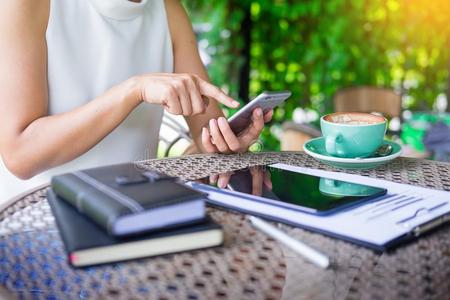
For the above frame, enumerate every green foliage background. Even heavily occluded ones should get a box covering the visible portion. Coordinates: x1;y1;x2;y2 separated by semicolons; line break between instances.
183;0;450;150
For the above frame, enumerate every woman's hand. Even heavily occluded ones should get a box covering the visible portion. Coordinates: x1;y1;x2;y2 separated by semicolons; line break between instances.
201;107;273;154
210;166;273;194
133;73;240;115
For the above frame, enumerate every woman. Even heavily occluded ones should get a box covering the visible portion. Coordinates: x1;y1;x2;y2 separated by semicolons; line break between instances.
0;0;272;201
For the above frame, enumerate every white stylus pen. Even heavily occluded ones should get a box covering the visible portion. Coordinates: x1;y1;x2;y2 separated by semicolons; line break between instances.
249;216;330;269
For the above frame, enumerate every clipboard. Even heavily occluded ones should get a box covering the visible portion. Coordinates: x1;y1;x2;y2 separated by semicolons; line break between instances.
188;163;450;250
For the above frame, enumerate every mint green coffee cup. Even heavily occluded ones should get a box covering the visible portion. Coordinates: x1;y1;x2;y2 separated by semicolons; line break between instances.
320;112;387;158
319;178;383;197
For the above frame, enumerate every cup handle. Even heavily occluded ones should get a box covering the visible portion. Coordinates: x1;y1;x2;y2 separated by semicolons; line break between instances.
325;133;343;156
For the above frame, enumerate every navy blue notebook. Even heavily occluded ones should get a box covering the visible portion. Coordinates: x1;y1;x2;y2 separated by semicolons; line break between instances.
47;190;223;267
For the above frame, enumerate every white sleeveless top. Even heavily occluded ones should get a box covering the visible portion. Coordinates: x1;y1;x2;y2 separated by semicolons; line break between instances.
0;0;173;202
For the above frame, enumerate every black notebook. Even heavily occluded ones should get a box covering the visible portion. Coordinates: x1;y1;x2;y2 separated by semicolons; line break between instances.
47;190;223;267
51;163;206;236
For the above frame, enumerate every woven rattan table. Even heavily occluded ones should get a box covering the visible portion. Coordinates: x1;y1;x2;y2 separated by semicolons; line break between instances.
1;152;450;300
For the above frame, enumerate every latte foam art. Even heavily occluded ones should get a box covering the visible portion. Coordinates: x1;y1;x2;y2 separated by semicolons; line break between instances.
329;114;380;125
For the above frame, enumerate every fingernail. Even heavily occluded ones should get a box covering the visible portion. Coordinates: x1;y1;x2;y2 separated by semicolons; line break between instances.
218;178;226;188
202;127;207;135
232;100;240;107
218;117;226;125
256;108;262;117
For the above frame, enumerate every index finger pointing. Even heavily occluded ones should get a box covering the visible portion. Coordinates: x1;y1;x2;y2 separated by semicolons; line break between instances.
196;78;240;108
250;168;263;196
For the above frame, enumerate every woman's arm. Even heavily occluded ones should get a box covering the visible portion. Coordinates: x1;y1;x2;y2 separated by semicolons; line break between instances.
0;1;140;179
0;1;236;179
165;0;273;154
164;0;221;153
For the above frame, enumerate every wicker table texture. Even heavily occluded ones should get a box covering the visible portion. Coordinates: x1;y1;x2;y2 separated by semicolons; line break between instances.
0;152;450;300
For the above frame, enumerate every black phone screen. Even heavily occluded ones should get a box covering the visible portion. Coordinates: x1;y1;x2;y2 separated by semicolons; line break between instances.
199;165;387;214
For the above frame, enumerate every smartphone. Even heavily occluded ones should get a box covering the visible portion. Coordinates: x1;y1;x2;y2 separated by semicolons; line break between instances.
228;91;291;134
194;165;387;215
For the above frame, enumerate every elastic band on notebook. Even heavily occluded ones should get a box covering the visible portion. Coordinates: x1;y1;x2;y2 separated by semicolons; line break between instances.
74;171;143;213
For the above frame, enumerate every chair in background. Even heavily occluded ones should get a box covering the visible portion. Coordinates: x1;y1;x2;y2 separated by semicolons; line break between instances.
159;114;194;157
280;86;402;151
333;86;401;119
280;122;321;151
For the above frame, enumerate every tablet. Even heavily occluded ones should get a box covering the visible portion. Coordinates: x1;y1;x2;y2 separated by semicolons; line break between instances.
197;165;387;215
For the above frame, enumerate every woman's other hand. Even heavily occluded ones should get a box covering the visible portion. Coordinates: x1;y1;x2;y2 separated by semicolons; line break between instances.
209;166;272;195
132;73;240;116
201;107;273;154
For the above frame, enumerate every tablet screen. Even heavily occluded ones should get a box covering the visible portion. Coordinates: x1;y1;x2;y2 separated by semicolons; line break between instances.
199;165;386;213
